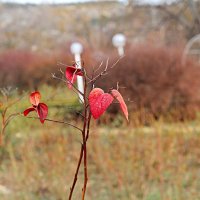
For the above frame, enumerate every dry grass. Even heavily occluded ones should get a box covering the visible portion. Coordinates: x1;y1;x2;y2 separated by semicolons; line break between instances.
0;85;200;200
0;118;200;200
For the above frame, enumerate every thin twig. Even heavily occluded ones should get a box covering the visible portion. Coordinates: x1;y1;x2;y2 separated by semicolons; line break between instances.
4;112;21;128
52;73;66;83
57;62;67;67
88;56;124;84
94;61;104;74
88;58;109;84
59;68;65;75
86;112;91;141
52;73;84;96
24;116;82;132
84;61;104;82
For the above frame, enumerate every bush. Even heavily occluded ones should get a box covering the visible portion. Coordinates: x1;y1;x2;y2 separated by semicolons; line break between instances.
96;43;200;121
0;48;95;89
2;44;200;121
0;50;57;88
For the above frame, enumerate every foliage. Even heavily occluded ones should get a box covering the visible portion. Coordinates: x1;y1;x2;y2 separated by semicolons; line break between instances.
96;43;200;121
0;49;95;89
23;91;48;124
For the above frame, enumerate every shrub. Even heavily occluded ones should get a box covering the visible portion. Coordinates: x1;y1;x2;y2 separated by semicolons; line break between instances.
96;43;200;121
0;50;56;88
0;48;95;89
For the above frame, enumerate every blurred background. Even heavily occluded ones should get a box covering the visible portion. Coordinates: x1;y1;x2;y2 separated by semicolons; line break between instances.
0;0;200;199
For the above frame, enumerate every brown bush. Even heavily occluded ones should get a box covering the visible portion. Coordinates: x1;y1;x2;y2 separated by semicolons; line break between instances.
0;50;57;88
95;43;200;120
0;48;95;89
1;44;200;121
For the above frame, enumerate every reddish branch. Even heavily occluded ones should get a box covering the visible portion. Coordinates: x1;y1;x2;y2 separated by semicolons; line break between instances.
24;116;82;132
68;113;91;200
68;68;94;200
81;74;88;200
88;56;123;84
1;110;21;145
68;111;91;200
68;144;84;200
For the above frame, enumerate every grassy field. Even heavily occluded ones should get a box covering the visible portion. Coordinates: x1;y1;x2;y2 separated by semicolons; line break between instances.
0;85;200;200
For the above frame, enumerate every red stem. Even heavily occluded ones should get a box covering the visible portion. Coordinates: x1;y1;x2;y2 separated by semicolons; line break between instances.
68;111;91;200
24;116;82;132
68;70;90;200
82;139;87;200
86;112;91;141
81;72;89;200
68;144;84;200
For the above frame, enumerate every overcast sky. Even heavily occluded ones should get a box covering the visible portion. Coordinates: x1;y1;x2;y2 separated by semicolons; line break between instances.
0;0;175;5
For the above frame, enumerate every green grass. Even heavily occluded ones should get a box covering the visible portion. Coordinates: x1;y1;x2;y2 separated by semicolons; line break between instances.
0;85;200;200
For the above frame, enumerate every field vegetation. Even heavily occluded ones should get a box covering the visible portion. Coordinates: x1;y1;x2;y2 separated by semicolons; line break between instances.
0;82;200;200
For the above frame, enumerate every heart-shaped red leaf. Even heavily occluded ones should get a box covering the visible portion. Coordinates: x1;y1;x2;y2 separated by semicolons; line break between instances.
37;103;48;124
30;91;41;106
66;66;83;89
89;88;114;119
111;89;128;121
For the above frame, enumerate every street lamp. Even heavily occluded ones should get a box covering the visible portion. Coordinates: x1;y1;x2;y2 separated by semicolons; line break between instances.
112;33;126;56
70;42;84;103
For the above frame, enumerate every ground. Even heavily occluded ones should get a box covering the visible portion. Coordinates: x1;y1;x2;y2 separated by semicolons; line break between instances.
0;85;200;200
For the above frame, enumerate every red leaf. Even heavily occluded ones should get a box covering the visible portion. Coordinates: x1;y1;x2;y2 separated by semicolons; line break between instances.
23;107;35;116
111;89;129;121
30;91;41;106
37;103;48;124
89;88;114;119
66;66;83;89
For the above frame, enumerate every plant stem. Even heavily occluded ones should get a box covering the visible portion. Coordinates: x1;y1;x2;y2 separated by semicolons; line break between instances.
86;112;91;141
68;72;90;200
68;111;91;200
24;116;82;132
81;73;89;200
68;114;91;200
0;109;7;146
68;144;84;200
82;137;87;200
81;115;87;200
82;112;92;199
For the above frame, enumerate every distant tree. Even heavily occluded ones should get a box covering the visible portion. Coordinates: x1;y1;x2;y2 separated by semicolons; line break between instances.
157;0;200;39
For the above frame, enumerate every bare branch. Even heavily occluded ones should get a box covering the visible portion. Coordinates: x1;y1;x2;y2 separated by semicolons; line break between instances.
52;73;84;97
94;60;104;74
89;56;124;84
24;116;82;132
68;144;84;200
